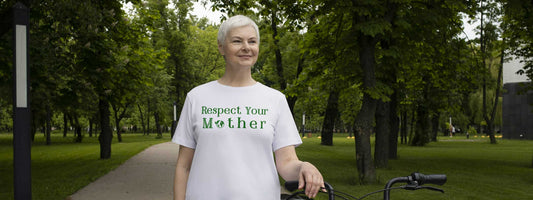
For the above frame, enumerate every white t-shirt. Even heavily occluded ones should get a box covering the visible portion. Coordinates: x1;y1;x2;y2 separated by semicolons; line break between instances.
172;81;302;200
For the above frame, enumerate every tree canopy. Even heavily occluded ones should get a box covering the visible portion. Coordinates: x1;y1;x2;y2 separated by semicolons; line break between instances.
0;0;529;182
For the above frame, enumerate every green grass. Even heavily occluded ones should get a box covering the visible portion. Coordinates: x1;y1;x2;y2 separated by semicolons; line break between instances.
2;132;532;200
296;134;533;200
0;132;169;200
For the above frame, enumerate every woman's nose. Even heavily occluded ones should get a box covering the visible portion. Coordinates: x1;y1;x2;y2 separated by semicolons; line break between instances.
242;42;250;51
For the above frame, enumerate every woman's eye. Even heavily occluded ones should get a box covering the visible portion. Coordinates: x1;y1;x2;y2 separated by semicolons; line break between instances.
232;40;241;43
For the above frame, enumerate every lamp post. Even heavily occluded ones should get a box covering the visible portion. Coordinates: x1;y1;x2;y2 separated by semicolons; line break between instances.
12;2;31;200
301;112;305;138
171;101;177;138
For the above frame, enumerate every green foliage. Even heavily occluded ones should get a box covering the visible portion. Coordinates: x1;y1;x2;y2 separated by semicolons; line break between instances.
187;23;225;83
339;84;363;127
467;126;478;135
0;133;168;200
296;135;533;200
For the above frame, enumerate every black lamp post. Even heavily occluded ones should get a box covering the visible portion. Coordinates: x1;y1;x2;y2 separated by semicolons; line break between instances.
12;2;31;200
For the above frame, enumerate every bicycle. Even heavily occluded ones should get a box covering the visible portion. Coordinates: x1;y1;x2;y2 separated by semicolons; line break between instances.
281;172;447;200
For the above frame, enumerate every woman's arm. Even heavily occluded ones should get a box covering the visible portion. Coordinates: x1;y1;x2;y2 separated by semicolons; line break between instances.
174;145;195;200
275;145;324;198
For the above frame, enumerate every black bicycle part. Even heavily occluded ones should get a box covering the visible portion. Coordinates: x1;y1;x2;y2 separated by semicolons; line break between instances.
284;172;446;200
383;172;447;200
284;181;336;200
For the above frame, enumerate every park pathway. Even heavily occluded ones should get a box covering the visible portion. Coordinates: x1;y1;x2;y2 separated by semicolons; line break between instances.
68;142;179;200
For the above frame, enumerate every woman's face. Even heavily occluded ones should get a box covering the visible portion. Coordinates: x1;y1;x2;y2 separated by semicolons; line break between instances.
218;25;259;69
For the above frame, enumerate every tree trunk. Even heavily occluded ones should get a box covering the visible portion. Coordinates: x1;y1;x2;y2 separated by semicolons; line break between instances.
63;112;68;137
412;104;430;146
271;9;286;92
411;76;431;146
138;104;147;135
375;100;390;168
112;104;123;143
487;46;505;144
88;118;93;137
389;91;399;159
68;114;74;137
431;113;440;142
354;95;377;183
69;114;82;143
147;100;151;135
321;90;339;146
93;117;99;138
287;52;306;113
409;108;416;144
45;104;52;145
155;111;162;138
479;3;497;144
99;98;113;159
74;114;82;143
400;110;408;144
354;31;378;183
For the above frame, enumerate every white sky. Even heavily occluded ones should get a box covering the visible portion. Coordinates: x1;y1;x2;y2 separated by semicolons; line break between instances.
461;16;479;40
191;1;225;24
504;58;531;84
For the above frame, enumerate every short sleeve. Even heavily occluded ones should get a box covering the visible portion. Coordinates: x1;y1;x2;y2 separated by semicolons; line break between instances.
172;94;197;149
272;95;302;151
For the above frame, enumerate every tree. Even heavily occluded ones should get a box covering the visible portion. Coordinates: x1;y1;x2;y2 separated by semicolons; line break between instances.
391;0;475;147
501;0;533;86
66;0;156;158
348;0;399;183
471;0;503;144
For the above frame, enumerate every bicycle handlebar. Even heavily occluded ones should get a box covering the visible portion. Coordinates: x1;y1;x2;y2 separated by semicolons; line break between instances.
284;181;300;192
284;172;446;200
383;172;447;200
284;181;335;200
411;173;447;186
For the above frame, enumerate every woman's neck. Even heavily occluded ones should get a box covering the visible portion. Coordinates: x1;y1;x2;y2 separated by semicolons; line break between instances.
218;68;256;87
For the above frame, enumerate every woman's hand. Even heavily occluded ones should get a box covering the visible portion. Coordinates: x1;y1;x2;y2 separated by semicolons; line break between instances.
297;161;325;198
275;146;325;198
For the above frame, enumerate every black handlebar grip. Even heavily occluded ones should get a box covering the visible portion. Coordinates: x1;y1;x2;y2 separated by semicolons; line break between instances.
412;173;447;185
284;181;300;192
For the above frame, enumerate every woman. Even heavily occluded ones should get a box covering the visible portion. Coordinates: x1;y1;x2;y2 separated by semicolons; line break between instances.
173;15;324;200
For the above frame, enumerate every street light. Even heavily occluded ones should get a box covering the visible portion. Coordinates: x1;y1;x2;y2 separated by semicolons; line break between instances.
301;112;305;138
171;101;177;138
12;2;31;200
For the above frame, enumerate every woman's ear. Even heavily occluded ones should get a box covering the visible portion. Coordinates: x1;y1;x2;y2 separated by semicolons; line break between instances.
218;43;225;56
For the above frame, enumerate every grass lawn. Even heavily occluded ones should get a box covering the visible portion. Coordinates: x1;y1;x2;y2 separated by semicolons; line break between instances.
296;134;533;200
0;132;169;200
1;132;532;200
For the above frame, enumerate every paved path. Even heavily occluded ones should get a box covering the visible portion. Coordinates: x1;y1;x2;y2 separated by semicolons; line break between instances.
68;142;180;200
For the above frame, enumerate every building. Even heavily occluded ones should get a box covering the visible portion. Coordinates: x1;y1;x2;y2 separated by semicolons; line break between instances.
502;82;532;139
502;56;532;139
501;56;532;139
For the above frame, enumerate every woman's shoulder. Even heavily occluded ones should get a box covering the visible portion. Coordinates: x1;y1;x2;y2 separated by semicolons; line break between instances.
255;82;286;99
186;81;218;96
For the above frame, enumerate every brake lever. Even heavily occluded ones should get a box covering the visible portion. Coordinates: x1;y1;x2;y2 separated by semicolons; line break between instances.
401;184;444;193
420;186;445;193
402;183;419;190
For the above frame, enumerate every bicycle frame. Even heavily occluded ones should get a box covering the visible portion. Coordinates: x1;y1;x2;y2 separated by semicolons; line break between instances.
284;172;446;200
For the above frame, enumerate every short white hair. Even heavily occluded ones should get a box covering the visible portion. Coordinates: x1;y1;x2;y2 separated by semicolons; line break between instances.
217;15;260;44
